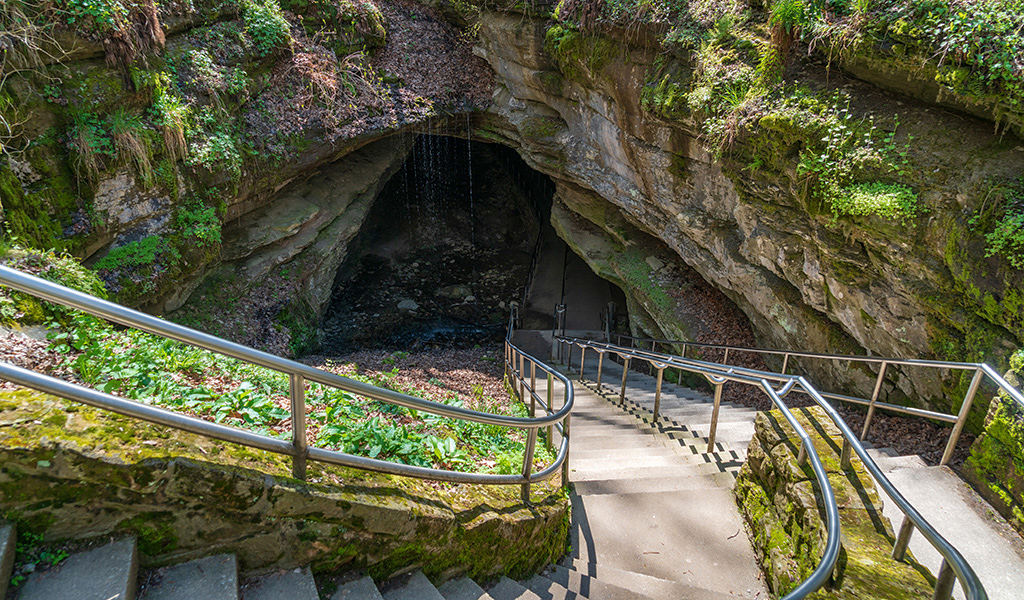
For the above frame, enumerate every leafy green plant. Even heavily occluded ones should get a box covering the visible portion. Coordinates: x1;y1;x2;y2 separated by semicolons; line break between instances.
176;204;221;247
982;180;1024;268
93;236;177;272
242;0;292;57
831;182;921;224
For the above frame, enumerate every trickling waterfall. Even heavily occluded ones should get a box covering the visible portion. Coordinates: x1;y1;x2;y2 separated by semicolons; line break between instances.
319;129;555;352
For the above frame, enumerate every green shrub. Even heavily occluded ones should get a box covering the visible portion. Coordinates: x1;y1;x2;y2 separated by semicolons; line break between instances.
94;236;178;271
832;182;921;224
242;0;292;57
176;204;221;247
986;210;1024;269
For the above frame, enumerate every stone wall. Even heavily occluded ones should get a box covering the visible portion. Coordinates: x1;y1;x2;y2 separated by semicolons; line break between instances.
963;368;1024;536
0;390;569;579
735;407;934;599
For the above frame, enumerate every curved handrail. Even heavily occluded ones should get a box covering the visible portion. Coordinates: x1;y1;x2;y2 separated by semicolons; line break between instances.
556;335;987;600
611;331;1023;466
0;265;573;499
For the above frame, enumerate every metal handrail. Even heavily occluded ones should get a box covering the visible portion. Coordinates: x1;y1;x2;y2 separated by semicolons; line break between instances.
0;265;573;502
556;335;987;600
611;332;1024;466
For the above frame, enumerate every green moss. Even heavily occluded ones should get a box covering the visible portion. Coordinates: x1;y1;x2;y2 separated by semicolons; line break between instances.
543;25;619;81
737;408;933;598
1;389;569;576
120;512;179;555
519;116;566;140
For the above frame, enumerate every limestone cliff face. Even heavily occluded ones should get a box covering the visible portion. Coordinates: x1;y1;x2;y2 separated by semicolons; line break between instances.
473;10;1023;420
3;1;1022;420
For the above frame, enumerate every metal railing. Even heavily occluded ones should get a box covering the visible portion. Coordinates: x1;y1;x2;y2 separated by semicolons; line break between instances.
0;265;573;503
557;335;988;600
610;332;1024;466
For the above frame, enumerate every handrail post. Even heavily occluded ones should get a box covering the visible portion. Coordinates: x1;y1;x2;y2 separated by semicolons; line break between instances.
561;413;571;488
941;368;984;466
861;361;889;440
519;353;526;401
932;560;955;600
892;515;915;561
653;367;665;424
620;358;630;403
681;343;687;358
708;382;724;452
530;361;537;417
596;352;604;389
579;347;586;381
566;342;573;372
781;353;789;374
522;428;538;503
546;372;554;451
840;439;852;470
290;374;307;481
723;348;730;365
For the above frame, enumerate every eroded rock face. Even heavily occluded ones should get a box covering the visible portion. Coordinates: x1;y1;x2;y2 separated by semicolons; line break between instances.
473;10;1023;422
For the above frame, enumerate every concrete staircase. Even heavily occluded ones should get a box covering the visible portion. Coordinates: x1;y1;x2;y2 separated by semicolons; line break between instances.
539;358;767;599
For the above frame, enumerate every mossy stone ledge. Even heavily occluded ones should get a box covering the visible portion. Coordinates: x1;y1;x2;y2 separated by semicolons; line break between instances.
0;389;569;579
734;406;935;599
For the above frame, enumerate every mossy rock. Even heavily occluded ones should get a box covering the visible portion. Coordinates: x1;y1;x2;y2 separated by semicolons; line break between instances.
736;407;934;599
0;389;569;578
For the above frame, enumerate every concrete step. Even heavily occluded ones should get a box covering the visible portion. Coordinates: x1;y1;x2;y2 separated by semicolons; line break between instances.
572;472;737;496
140;554;238;600
241;567;318;600
569;446;686;461
534;564;655;600
16;537;138;600
558;560;742;600
487;577;542;600
437;576;495;600
568;463;710;482
381;571;444;600
331;575;384;600
573;488;764;598
0;523;15;599
569;453;712;473
569;435;670;450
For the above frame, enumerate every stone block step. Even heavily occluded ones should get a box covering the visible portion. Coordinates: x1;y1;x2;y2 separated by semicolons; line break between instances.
241;567;318;600
381;571;444;600
572;472;736;496
0;523;15;600
331;575;384;600
16;537;137;600
486;576;542;600
437;576;495;600
140;554;238;600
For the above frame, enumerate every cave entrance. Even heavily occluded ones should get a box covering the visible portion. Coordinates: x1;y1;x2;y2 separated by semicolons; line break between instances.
320;134;567;352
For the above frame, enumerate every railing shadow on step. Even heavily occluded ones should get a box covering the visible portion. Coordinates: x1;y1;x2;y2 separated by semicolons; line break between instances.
556;335;988;600
0;265;573;504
